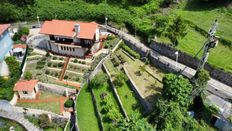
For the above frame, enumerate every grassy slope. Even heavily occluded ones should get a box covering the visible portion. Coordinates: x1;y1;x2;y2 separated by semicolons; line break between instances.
176;26;232;72
76;85;100;131
104;59;142;116
0;118;26;131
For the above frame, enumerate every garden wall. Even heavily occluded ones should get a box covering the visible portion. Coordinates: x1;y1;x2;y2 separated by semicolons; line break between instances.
150;41;232;87
122;66;153;115
102;63;129;121
38;83;76;96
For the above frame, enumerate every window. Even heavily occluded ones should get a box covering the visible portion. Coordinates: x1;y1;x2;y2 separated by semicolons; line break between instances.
73;48;75;51
23;91;28;94
61;46;63;50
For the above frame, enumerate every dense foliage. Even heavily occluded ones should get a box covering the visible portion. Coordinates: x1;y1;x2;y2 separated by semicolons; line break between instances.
64;99;74;108
24;71;32;80
162;73;193;107
114;113;154;131
113;71;128;87
91;72;108;87
121;43;140;59
0;56;21;100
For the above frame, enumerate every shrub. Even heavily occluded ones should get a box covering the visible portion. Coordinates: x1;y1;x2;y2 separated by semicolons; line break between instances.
55;72;58;77
107;35;115;40
59;57;64;60
58;62;64;67
53;56;57;60
64;99;74;108
48;63;52;67
45;70;50;74
91;72;108;87
121;43;140;59
53;63;58;67
73;59;78;63
24;71;32;80
38;114;51;129
46;52;50;57
64;75;68;79
75;77;80;82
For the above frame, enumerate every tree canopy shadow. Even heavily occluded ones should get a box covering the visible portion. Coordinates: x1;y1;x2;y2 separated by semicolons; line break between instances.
183;0;231;11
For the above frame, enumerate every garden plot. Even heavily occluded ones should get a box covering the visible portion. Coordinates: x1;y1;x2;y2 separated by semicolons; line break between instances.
16;91;66;115
104;59;143;116
92;70;123;130
116;49;164;103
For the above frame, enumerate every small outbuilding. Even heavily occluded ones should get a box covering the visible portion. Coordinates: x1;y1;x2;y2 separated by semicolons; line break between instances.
13;80;39;99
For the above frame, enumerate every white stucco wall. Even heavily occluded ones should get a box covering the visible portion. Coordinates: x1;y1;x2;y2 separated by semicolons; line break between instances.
95;28;100;41
18;90;36;99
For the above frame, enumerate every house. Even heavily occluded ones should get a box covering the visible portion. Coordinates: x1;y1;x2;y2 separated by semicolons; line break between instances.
13;80;39;99
12;44;27;61
0;24;13;76
39;20;101;58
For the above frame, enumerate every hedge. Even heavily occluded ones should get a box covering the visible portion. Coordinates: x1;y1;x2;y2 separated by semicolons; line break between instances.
121;43;140;59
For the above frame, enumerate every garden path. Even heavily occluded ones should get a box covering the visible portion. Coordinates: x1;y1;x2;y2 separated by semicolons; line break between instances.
59;57;70;81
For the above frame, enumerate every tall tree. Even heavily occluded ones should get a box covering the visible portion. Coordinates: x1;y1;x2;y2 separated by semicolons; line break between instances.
167;16;187;46
162;73;193;107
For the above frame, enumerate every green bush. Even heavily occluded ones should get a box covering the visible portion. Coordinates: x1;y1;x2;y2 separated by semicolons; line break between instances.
45;70;50;75
38;114;51;129
48;62;52;67
121;43;140;59
59;57;64;60
58;62;64;67
73;59;78;63
53;63;58;67
24;71;32;80
64;75;68;79
53;56;57;60
75;77;80;82
64;99;74;108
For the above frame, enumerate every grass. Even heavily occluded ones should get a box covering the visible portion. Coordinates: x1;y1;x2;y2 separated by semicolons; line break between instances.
92;71;122;130
16;101;60;114
117;49;164;103
76;84;100;131
175;1;232;42
104;59;142;116
0;117;26;131
39;91;63;99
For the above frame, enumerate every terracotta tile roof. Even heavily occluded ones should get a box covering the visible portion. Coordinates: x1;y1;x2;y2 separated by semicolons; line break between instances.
14;80;38;91
0;24;10;36
39;20;98;40
13;44;27;49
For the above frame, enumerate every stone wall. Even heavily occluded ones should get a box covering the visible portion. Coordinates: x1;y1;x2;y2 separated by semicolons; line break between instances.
123;66;153;114
38;82;76;96
150;41;232;87
9;93;18;106
124;39;150;57
102;63;129;121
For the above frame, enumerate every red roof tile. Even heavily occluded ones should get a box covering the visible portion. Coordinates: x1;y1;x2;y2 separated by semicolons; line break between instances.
14;80;38;91
13;44;27;49
39;20;98;40
0;24;10;36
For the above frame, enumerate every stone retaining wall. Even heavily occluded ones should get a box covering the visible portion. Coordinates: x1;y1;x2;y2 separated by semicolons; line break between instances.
122;66;152;114
150;41;232;87
38;83;76;96
102;63;129;121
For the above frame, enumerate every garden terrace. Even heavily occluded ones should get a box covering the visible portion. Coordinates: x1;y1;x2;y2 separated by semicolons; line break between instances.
63;71;83;83
16;91;67;115
104;59;143;116
116;49;164;103
76;84;100;131
92;70;123;130
103;36;120;50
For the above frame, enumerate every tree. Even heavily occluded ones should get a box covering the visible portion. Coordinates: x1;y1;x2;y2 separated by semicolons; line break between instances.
91;72;108;87
115;112;153;131
113;71;128;87
24;71;32;80
162;73;193;107
167;16;187;46
5;56;20;77
192;69;210;97
149;99;183;130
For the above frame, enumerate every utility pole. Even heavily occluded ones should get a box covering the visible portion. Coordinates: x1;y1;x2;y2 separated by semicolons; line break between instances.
196;19;219;74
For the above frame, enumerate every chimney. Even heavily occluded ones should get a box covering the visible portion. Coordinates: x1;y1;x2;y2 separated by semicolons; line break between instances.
74;24;80;35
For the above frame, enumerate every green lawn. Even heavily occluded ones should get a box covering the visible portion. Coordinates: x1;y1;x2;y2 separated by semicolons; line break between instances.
175;1;232;42
16;101;60;114
104;59;142;116
76;84;100;131
176;27;232;73
0;117;26;131
39;91;62;99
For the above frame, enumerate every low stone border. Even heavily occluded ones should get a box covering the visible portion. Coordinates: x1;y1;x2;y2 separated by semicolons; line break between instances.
102;63;129;121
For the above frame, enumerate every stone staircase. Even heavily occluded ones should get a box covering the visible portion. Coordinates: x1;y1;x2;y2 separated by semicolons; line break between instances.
59;57;70;81
0;110;41;131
